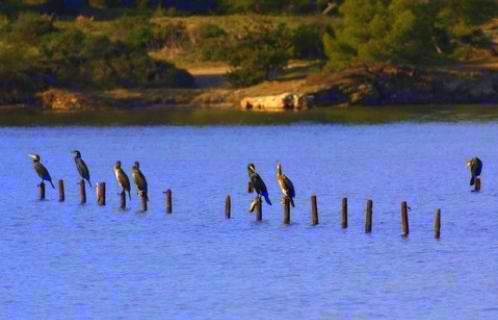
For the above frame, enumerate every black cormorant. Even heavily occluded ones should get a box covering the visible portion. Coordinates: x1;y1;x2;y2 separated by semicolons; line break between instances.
114;161;131;200
247;163;272;205
72;150;91;186
132;161;148;201
467;157;483;186
29;154;55;188
276;162;295;207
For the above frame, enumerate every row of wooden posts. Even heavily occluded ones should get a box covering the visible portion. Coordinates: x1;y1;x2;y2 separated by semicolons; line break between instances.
38;180;172;214
39;179;441;239
224;195;442;239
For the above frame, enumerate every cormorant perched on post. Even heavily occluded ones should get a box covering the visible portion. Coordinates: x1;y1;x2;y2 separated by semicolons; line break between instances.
276;162;295;207
466;157;483;186
247;163;272;205
72;150;91;187
132;161;148;201
29;154;55;188
114;161;131;200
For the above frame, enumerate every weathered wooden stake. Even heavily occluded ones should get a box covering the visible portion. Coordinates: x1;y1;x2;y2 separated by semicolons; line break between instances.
401;201;409;237
38;182;45;200
58;180;65;202
283;196;291;225
97;182;106;206
475;178;481;192
365;199;373;233
164;189;172;214
140;193;147;212
80;179;86;204
225;195;231;219
311;194;319;225
120;191;126;210
255;197;262;222
341;197;348;228
247;181;254;193
434;209;441;239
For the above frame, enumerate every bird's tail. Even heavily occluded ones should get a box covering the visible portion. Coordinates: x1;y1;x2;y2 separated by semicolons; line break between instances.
49;180;55;189
470;176;475;186
262;191;272;205
289;197;295;208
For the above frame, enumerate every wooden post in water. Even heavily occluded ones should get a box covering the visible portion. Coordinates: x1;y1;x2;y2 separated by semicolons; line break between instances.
225;195;231;219
38;182;45;201
365;199;373;233
283;196;291;225
401;201;409;237
311;194;319;225
255;197;262;222
80;179;86;204
341;198;348;228
97;182;106;206
119;191;126;210
140;193;147;212
164;189;172;214
58;180;65;202
434;209;441;239
247;181;254;193
475;178;481;192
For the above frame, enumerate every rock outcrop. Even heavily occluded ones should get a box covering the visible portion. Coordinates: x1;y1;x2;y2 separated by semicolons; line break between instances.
240;92;313;111
305;64;498;106
37;89;98;111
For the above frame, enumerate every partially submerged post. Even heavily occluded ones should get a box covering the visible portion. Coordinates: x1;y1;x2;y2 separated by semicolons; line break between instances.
434;209;441;239
475;178;481;192
120;191;126;210
283;196;291;225
80;179;86;204
38;182;45;201
140;193;147;212
401;201;409;237
225;195;231;219
255;197;262;222
97;182;106;206
341;198;348;228
311;194;319;225
164;189;172;214
58;180;65;202
365;199;373;233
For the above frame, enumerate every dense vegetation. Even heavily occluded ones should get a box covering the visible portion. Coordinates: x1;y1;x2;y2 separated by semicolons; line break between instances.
323;0;498;69
0;0;496;99
1;0;341;15
0;12;193;104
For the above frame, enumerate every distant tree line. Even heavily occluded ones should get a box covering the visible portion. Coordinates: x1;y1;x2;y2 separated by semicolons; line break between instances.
0;0;343;15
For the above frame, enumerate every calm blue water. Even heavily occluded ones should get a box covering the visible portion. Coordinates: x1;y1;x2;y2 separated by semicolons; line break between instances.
1;124;498;319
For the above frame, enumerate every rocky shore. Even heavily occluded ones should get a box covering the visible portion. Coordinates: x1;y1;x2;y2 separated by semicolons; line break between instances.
2;64;498;112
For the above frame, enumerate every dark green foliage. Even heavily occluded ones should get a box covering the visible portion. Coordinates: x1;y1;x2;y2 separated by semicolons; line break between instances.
323;0;498;69
0;12;193;101
193;23;228;61
226;23;292;86
291;23;325;60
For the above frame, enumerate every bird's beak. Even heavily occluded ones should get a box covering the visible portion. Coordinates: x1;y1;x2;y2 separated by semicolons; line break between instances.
28;154;36;160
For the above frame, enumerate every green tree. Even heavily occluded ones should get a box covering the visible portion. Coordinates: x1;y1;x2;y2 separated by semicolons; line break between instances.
324;0;498;69
226;23;292;86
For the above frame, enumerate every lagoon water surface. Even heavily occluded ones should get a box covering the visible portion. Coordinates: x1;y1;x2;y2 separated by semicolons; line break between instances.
1;124;498;319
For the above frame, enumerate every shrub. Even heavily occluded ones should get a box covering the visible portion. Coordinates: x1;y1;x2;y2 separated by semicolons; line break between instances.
291;23;325;60
226;23;292;86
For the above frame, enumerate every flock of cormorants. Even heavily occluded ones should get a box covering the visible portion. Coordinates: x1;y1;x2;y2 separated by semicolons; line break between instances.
28;152;482;209
29;151;148;202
